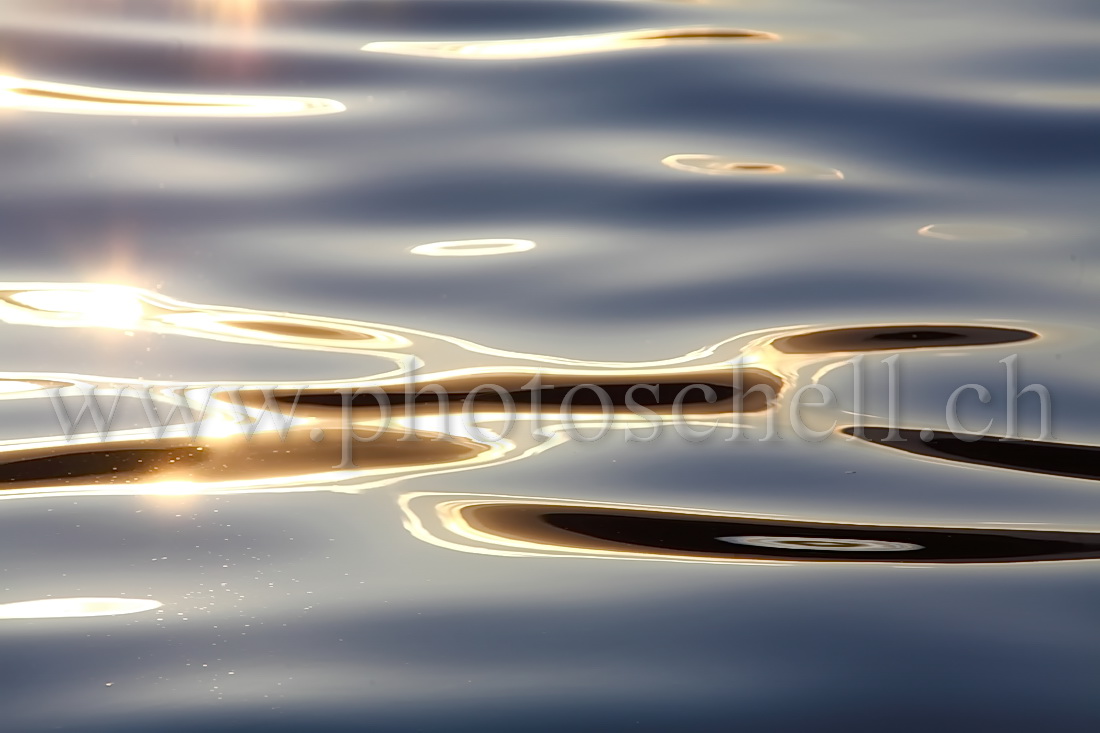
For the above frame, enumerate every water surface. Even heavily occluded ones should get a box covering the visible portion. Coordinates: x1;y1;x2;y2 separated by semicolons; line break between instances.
1;0;1099;730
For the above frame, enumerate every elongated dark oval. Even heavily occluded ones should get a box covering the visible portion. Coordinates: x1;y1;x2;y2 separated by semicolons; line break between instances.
844;426;1100;482
218;321;369;341
460;503;1100;563
773;325;1037;354
0;447;206;485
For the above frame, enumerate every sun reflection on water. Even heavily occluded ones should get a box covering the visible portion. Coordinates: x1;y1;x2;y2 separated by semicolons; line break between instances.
0;76;345;117
0;597;162;620
5;287;146;330
411;239;537;257
363;27;778;60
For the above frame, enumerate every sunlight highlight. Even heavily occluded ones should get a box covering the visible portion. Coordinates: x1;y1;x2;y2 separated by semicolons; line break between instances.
0;597;162;620
7;286;145;329
363;27;778;60
411;239;536;257
0;75;345;117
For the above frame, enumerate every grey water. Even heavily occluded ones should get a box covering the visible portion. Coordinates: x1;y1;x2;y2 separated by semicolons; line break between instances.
1;0;1099;730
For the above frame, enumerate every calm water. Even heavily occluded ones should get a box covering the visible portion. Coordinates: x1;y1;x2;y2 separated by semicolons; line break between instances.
2;0;1100;730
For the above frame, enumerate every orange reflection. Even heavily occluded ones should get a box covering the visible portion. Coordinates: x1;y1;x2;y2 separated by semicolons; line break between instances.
194;0;263;28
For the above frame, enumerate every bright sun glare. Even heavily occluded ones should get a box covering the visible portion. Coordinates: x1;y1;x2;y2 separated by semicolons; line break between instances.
11;287;146;329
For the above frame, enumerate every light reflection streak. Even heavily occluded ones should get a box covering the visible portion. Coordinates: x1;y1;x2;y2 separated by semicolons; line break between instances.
411;239;536;257
0;76;345;117
662;154;844;179
363;27;778;60
0;597;162;619
0;282;780;371
0;379;72;398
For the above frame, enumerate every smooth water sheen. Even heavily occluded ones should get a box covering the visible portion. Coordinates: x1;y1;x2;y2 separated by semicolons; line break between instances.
1;0;1099;730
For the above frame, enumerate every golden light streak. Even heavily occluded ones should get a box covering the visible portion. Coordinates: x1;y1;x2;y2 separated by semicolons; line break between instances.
0;75;345;117
363;27;778;60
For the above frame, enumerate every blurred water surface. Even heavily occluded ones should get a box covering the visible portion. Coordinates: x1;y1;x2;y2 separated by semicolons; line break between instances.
1;0;1099;730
